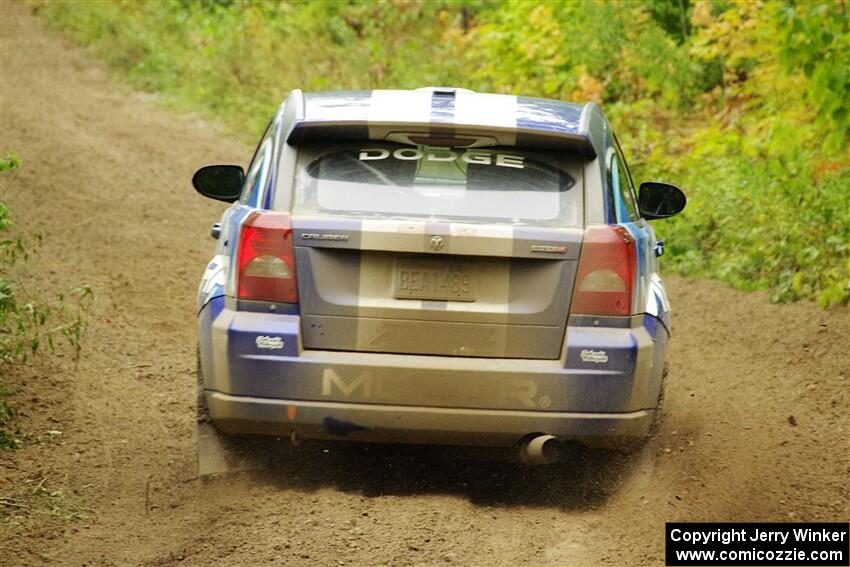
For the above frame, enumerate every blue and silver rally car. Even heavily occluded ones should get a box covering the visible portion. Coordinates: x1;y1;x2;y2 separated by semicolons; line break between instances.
193;87;685;470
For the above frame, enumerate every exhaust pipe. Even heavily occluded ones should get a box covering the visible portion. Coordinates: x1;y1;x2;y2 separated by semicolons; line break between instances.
520;434;563;465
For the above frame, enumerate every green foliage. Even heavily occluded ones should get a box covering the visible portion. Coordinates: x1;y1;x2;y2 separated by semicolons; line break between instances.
651;149;850;307
0;392;17;449
648;0;692;43
35;0;472;137
36;0;849;305
778;1;850;152
1;153;94;449
467;1;698;107
0;153;21;172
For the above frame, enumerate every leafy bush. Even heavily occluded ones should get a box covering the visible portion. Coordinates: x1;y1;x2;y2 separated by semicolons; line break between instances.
0;389;16;450
1;153;93;448
36;0;849;305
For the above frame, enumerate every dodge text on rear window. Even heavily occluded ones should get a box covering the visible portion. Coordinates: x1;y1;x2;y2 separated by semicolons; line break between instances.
293;142;583;226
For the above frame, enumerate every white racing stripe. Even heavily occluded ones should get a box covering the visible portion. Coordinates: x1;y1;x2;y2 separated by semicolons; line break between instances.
198;254;228;309
362;218;427;234
455;92;518;133
449;223;513;239
368;90;432;126
360;219;428;253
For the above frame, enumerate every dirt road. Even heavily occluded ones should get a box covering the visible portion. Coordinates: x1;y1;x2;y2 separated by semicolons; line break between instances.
1;3;847;566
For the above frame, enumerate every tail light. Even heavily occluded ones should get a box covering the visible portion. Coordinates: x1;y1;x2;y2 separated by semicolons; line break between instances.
236;211;298;303
571;225;636;316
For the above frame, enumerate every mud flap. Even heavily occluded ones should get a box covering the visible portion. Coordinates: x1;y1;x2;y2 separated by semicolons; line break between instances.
196;342;275;476
623;434;659;493
197;422;273;477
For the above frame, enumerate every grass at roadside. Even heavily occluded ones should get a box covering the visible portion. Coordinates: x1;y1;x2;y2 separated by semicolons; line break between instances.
1;152;93;448
34;1;849;306
0;393;18;449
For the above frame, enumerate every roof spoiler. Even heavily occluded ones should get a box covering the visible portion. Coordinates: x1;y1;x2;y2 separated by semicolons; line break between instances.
286;120;598;159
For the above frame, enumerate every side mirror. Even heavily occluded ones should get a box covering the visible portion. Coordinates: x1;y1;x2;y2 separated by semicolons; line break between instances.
638;182;686;220
192;165;244;202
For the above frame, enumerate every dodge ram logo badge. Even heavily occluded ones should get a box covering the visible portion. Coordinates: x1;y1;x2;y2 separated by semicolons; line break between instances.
429;235;445;252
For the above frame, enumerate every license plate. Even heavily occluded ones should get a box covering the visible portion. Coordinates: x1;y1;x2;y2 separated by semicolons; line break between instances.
394;259;476;302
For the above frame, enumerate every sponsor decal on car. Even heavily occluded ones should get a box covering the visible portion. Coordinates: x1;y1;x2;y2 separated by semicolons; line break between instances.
580;349;609;364
255;336;285;350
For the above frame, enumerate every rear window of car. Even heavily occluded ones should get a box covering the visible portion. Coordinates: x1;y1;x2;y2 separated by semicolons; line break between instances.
293;142;583;226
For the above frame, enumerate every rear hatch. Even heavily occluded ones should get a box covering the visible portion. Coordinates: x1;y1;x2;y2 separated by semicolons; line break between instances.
291;141;584;359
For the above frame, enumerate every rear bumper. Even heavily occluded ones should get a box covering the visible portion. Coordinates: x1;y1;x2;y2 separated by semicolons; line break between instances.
206;391;655;449
199;298;668;449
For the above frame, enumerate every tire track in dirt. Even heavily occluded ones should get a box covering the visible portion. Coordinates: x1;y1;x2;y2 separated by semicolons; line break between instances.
1;3;847;566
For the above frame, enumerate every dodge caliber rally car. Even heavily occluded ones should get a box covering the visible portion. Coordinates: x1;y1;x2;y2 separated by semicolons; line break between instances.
192;87;686;468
